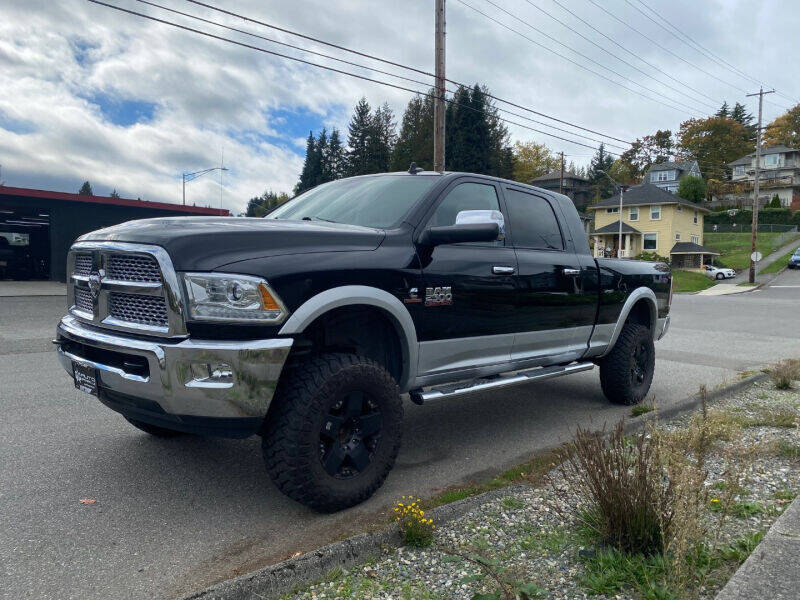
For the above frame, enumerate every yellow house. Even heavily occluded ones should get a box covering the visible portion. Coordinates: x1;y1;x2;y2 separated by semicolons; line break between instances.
586;184;718;268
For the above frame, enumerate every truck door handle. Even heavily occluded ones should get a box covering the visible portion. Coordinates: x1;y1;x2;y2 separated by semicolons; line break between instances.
562;268;581;276
492;265;515;275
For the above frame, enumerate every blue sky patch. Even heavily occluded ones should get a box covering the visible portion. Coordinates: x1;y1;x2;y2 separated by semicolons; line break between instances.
85;92;157;127
0;110;36;134
71;38;98;67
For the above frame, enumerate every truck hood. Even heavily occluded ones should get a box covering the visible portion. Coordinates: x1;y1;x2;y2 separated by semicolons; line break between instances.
79;217;385;271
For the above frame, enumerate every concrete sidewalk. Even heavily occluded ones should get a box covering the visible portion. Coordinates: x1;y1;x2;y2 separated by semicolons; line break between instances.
717;495;800;599
0;281;66;296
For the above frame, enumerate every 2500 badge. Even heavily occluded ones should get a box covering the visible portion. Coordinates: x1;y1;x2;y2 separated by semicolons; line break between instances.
425;286;452;306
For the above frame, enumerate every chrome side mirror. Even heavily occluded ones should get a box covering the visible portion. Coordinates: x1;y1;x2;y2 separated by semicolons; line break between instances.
455;210;505;240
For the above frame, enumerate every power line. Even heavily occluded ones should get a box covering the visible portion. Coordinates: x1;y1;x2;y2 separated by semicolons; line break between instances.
546;0;724;108
583;0;750;100
622;0;792;110
86;0;617;154
182;0;632;147
133;0;434;90
517;0;718;112
455;0;704;117
134;0;627;150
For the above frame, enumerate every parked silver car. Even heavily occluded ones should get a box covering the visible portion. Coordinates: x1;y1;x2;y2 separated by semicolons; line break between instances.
703;265;736;280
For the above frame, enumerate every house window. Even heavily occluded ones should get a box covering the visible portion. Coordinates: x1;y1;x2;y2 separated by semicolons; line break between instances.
606;207;619;213
764;154;779;167
691;235;699;244
675;232;681;241
650;205;661;220
657;171;669;182
643;233;658;251
693;210;698;224
734;165;745;176
676;204;683;212
629;206;639;221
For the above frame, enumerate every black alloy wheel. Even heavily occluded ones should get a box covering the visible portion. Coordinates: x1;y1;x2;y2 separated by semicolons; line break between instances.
319;391;383;479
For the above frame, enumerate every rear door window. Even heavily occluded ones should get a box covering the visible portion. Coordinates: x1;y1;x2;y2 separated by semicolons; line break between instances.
504;189;564;251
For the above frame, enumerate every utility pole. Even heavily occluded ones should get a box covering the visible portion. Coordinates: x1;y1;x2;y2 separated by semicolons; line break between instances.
433;0;446;172
617;185;624;258
559;151;565;195
746;87;775;284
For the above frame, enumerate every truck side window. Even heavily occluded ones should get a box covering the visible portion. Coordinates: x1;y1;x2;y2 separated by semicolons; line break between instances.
427;182;504;246
504;189;564;251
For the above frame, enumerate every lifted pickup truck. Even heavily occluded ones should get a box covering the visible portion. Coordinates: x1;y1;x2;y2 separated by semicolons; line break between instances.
56;171;671;511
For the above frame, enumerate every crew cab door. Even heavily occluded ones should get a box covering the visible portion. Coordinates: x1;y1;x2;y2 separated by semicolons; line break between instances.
415;179;518;377
501;186;596;366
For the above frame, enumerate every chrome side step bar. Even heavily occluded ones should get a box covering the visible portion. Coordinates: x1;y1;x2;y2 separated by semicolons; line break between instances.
409;362;594;405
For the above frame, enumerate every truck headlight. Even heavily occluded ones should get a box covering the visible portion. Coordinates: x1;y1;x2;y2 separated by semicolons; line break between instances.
182;273;288;323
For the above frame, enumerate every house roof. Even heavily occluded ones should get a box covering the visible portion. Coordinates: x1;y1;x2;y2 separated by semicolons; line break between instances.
729;145;799;166
586;183;711;212
593;220;642;234
530;170;589;183
647;160;697;174
670;242;720;255
0;185;230;215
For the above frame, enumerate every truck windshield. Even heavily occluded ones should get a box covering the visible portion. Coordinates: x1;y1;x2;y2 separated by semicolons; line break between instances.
269;175;439;228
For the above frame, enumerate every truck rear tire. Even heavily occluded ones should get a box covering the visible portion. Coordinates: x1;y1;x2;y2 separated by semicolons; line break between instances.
124;417;183;437
599;322;655;405
262;353;403;512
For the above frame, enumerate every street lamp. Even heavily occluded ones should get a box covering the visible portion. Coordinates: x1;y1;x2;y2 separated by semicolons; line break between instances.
182;166;229;206
597;170;628;259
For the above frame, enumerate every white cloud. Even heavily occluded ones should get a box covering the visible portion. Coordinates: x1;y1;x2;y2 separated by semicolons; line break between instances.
1;0;798;213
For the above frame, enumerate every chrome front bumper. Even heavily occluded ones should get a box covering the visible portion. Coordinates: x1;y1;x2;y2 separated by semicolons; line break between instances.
56;315;293;432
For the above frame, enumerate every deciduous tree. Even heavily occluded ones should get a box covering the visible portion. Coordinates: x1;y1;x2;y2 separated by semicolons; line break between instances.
511;141;559;183
763;104;800;148
677;175;707;203
677;117;752;181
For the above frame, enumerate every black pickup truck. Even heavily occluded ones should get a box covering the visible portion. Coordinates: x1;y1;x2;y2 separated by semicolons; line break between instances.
56;171;671;511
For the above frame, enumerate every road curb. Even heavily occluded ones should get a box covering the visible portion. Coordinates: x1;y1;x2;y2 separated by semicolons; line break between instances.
716;494;800;599
182;373;769;600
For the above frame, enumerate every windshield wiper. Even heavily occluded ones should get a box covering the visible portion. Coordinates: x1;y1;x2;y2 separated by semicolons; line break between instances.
301;216;338;223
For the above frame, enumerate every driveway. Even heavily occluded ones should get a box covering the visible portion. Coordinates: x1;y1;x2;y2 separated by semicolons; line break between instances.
2;272;799;600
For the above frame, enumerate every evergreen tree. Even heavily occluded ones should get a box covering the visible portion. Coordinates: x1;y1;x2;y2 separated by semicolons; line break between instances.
345;97;373;176
295;132;318;194
315;128;329;183
324;129;345;181
588;144;615;200
390;94;434;171
78;181;93;196
715;102;730;118
731;102;756;140
676;175;707;203
366;102;396;173
110;189;120;198
246;190;290;217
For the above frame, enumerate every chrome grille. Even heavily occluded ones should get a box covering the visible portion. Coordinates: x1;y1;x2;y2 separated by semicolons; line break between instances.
107;254;161;283
74;287;93;314
109;293;169;328
73;254;92;277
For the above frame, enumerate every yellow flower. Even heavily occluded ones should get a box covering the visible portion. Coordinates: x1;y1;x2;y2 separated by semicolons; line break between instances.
711;498;719;503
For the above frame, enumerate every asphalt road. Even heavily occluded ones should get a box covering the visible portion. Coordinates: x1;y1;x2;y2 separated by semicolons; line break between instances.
2;271;799;600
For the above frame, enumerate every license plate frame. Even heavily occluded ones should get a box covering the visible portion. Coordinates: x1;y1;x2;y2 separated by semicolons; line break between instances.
73;361;99;397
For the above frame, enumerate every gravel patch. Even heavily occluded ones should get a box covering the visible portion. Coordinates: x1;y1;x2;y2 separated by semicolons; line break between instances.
284;381;800;600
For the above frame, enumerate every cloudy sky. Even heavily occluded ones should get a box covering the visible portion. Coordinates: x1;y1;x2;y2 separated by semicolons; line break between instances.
1;0;798;214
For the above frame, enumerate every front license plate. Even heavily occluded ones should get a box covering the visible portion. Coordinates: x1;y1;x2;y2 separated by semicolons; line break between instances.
73;361;99;397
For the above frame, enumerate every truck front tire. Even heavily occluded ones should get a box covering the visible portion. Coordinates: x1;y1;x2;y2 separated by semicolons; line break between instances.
262;353;403;512
599;322;655;405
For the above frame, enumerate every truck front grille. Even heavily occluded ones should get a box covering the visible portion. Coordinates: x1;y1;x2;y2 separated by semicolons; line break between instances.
73;254;92;277
67;243;184;337
109;292;169;328
107;254;161;283
74;287;93;314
